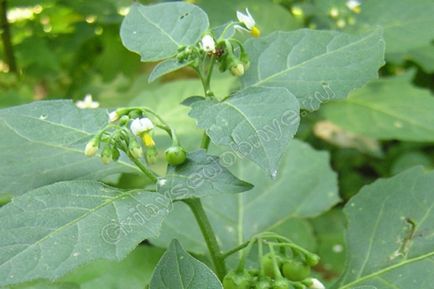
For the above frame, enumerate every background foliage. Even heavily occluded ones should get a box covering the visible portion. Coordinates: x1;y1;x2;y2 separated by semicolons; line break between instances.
0;0;433;288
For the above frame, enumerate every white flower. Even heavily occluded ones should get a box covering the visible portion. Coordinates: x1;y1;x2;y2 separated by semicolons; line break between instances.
201;34;216;53
309;278;326;289
76;94;99;109
346;0;361;13
109;111;120;123
235;8;261;37
130;117;154;136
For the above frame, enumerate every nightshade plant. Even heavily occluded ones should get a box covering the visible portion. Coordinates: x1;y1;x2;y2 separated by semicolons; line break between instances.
0;1;434;289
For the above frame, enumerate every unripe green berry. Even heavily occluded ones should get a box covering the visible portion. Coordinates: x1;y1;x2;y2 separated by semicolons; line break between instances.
223;270;251;289
255;276;272;289
165;146;187;166
261;253;283;278
273;277;292;289
282;260;311;281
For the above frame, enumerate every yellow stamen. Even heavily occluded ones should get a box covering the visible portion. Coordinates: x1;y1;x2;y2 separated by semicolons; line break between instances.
250;26;261;38
142;133;155;147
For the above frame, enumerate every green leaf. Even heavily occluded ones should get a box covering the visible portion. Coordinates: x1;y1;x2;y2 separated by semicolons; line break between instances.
150;240;222;289
120;2;209;62
322;76;434;142
152;140;339;254
158;150;253;200
148;58;193;83
0;100;137;196
188;86;300;174
311;209;347;284
62;246;164;289
334;167;434;289
0;181;170;286
241;29;385;111
354;0;434;56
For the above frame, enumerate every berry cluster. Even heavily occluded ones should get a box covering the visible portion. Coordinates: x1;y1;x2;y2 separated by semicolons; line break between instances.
223;233;324;289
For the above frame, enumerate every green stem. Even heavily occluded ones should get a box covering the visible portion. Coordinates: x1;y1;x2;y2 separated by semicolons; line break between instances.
184;198;227;280
0;0;17;74
126;152;158;182
222;240;250;259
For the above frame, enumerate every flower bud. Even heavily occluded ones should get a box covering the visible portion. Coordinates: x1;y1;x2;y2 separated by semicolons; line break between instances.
84;138;99;157
303;278;325;289
201;34;216;53
129;140;143;159
146;147;158;164
101;146;113;164
306;254;320;266
119;115;130;126
230;63;245;76
109;111;120;123
111;147;120;161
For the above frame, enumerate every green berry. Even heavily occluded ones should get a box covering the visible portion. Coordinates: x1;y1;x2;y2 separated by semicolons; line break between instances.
165;146;187;166
273;277;292;289
223;270;252;289
282;259;311;281
255;276;273;289
261;253;283;278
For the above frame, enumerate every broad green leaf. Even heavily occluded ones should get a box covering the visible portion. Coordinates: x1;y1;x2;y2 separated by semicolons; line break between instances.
148;58;193;83
271;219;317;253
62;246;164;289
311;209;347;284
391;152;432;176
334;167;434;289
158;150;253;200
322;76;434;142
0;181;170;286
150;240;222;289
152;140;339;254
353;0;434;56
120;2;209;62
188;86;300;174
0;100;137;196
241;29;385;111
